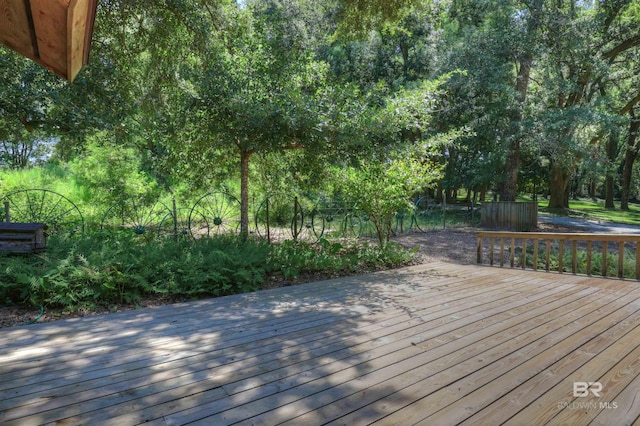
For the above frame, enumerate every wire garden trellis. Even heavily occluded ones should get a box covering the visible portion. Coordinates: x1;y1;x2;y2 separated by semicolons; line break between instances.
1;189;85;236
1;189;463;242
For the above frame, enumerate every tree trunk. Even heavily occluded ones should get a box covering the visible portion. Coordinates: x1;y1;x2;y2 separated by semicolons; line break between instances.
500;0;542;201
239;149;252;240
588;180;596;199
605;175;615;209
621;114;640;210
605;131;619;209
549;164;572;209
501;0;546;202
435;182;443;203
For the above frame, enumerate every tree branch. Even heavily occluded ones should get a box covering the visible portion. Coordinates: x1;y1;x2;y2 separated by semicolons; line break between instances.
621;92;640;116
603;34;640;61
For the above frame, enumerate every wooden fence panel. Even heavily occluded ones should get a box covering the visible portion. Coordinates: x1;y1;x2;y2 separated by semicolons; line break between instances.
481;202;538;231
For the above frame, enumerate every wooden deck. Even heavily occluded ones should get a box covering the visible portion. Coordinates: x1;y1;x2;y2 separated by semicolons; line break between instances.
2;262;640;425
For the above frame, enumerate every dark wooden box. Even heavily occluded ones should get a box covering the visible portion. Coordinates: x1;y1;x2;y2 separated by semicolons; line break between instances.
0;222;47;253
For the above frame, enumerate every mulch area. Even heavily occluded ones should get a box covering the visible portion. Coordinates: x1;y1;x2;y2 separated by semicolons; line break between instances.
0;222;586;329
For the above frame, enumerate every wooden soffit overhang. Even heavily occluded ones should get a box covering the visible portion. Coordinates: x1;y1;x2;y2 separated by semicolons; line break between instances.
0;0;98;83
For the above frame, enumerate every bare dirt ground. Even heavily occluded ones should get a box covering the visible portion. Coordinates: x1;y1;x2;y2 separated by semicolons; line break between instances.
0;222;584;329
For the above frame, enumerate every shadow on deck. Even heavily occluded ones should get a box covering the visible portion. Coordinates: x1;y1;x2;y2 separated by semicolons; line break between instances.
2;262;640;425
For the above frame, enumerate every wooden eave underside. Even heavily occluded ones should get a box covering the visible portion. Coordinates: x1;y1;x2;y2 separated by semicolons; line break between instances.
0;0;98;82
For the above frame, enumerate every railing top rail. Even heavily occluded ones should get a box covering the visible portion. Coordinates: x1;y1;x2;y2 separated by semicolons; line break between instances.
477;231;640;242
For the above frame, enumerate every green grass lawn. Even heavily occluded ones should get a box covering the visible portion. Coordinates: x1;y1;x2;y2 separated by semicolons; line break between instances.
531;197;640;225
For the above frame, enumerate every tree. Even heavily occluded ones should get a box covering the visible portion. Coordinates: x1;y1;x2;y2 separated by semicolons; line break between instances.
430;7;518;200
621;108;640;209
337;152;440;248
0;49;63;168
500;0;543;202
334;79;454;247
181;3;328;239
533;0;640;208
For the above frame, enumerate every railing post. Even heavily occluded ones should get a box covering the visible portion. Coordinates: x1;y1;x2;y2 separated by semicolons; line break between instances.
510;238;515;268
619;241;625;279
602;241;608;277
475;231;640;280
490;236;495;266
545;239;551;272
636;243;640;280
587;241;593;276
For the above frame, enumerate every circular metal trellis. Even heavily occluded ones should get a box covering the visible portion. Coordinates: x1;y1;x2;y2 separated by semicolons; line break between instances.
254;194;324;242
313;199;365;240
157;205;192;240
341;212;363;239
189;192;241;237
1;189;85;235
100;197;171;237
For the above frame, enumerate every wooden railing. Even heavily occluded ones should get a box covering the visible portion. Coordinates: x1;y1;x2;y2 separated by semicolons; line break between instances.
477;231;640;280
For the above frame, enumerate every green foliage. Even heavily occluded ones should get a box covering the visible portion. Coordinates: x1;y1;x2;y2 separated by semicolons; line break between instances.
3;0;640;219
335;146;444;247
0;233;270;309
0;163;65;193
69;137;159;209
334;0;417;39
0;231;417;311
0;49;64;168
268;238;416;280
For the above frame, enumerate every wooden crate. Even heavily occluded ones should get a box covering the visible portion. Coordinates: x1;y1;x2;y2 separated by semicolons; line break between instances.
0;222;47;253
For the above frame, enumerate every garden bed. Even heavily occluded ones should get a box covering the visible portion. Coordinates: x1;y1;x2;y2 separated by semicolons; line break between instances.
0;222;584;329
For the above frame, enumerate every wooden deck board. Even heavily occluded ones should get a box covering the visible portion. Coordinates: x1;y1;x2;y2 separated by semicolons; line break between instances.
2;262;640;425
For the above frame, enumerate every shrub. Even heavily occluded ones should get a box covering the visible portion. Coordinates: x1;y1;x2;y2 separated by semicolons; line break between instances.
0;233;417;312
0;233;270;309
268;238;417;280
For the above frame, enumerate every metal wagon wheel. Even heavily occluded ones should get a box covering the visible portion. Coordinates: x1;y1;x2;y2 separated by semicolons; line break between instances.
189;192;241;237
254;195;308;241
254;195;323;242
1;189;84;235
313;199;345;239
308;205;325;241
157;206;191;240
392;209;410;236
410;196;442;231
358;213;376;238
412;196;430;233
101;197;170;237
341;212;362;239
